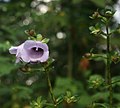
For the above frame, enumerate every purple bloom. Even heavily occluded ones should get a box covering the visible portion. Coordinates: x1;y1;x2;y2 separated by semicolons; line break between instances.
9;40;49;63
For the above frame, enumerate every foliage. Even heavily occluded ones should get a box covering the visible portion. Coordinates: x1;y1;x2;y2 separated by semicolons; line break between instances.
0;0;120;108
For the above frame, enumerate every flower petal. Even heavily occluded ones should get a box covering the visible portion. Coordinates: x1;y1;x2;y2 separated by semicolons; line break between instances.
9;40;49;63
16;43;30;63
9;46;18;54
24;40;48;51
39;51;49;62
15;57;20;63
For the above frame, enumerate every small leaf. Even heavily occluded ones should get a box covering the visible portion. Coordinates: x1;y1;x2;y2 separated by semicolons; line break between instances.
94;102;108;108
56;95;64;104
89;26;95;31
30;96;47;108
28;36;36;41
41;38;50;43
37;34;43;41
101;17;107;23
64;91;79;104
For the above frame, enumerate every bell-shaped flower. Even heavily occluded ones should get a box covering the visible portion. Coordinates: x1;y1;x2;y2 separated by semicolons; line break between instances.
9;40;49;63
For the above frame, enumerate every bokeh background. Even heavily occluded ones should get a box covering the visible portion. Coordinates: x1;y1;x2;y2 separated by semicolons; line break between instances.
0;0;120;108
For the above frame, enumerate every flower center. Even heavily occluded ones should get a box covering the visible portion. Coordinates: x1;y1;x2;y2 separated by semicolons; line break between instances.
30;47;44;58
32;47;43;52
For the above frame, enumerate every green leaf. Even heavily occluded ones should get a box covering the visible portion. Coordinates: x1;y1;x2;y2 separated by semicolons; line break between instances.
113;93;120;101
91;92;109;101
36;34;43;41
0;41;11;52
53;77;79;96
112;76;120;86
41;38;50;43
94;103;108;108
13;85;33;99
30;97;47;108
56;95;64;104
64;91;80;104
88;53;107;61
89;26;96;31
78;94;92;107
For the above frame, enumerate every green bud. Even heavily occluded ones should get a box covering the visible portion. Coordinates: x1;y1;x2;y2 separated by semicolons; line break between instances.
25;29;36;36
88;75;104;89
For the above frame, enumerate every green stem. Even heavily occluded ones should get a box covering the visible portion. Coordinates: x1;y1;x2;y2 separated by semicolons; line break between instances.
46;71;57;108
106;23;113;108
105;79;120;88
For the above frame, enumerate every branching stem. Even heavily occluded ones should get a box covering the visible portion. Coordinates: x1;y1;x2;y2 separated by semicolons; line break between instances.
46;71;57;108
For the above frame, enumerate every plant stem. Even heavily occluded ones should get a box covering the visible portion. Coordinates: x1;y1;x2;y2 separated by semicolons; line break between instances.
105;79;120;88
46;71;57;108
106;23;113;108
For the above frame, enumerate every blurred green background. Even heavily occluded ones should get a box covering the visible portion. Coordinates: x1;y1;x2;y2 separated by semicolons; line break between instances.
0;0;120;108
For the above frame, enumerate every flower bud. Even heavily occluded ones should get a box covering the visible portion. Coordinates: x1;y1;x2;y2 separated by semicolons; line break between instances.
111;56;119;64
25;29;36;36
19;65;31;73
84;53;92;58
88;75;104;89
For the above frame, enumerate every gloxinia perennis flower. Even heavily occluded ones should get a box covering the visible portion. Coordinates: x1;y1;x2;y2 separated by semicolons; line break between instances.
9;40;49;63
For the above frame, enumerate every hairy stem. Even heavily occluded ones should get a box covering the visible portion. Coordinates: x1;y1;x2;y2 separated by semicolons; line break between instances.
46;71;57;107
106;23;113;108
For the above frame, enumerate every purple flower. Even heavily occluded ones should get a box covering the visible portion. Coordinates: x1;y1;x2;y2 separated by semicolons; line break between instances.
9;40;49;63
